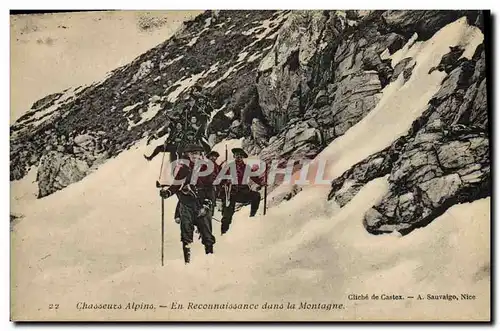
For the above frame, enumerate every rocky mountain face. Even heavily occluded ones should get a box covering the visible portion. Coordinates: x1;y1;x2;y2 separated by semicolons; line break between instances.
11;10;289;197
10;10;489;236
328;42;489;235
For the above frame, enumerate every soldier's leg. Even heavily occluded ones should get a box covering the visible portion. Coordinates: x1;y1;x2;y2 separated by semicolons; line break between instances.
196;212;216;254
232;189;260;216
174;201;181;224
205;189;216;232
144;144;167;160
168;144;181;163
179;204;195;263
247;190;261;217
220;198;236;235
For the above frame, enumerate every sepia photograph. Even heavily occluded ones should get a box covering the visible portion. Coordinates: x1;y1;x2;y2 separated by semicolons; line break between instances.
9;8;491;322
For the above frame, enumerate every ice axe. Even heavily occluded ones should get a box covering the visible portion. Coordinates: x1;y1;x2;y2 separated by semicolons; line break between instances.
156;139;169;266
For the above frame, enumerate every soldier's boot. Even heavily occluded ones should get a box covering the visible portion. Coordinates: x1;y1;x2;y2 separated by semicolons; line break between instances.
205;245;214;255
221;222;230;235
182;244;191;264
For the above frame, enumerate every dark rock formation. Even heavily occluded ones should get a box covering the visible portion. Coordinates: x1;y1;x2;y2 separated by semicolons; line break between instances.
328;42;489;235
381;10;484;40
11;10;288;186
37;151;90;198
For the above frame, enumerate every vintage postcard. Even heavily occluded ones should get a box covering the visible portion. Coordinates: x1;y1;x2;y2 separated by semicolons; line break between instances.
10;10;490;321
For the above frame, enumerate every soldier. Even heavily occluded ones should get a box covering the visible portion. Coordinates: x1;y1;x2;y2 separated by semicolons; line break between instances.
147;119;172;145
159;144;216;264
144;122;185;162
190;84;212;120
206;150;222;213
219;148;265;235
173;150;219;228
184;115;211;153
206;150;222;179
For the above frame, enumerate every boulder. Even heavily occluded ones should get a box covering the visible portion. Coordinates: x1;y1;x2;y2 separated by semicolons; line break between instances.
281;122;321;155
382;11;473;40
391;57;416;83
470;79;487;129
432;66;463;101
250;118;271;148
268;184;303;208
73;134;94;146
330;72;382;136
363;208;386;230
37;151;90;198
418;174;462;208
472;50;485;82
333;180;364;207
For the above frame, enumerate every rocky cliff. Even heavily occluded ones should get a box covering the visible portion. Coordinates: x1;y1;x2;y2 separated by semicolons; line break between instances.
10;10;489;236
328;42;489;235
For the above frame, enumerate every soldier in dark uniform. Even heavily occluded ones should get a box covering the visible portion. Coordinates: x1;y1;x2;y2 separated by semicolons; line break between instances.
159;144;216;264
220;148;265;235
144;122;185;162
172;150;219;228
205;150;221;214
146;85;213;163
191;84;212;121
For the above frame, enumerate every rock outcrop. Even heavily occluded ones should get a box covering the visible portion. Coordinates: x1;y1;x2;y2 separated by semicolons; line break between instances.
11;10;289;187
328;42;489;235
37;151;90;198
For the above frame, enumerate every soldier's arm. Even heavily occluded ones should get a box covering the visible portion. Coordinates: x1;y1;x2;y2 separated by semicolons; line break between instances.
157;125;170;138
217;162;230;187
199;164;215;186
163;165;189;196
250;164;266;186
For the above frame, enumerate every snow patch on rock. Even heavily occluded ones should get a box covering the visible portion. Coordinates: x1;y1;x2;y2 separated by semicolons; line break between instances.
168;65;219;102
131;60;154;83
122;102;143;113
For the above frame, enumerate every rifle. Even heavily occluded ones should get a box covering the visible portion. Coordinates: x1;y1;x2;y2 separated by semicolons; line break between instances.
223;144;231;207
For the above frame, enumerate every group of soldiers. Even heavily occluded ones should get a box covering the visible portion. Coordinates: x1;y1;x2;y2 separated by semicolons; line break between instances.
144;85;212;162
158;145;265;264
149;85;266;264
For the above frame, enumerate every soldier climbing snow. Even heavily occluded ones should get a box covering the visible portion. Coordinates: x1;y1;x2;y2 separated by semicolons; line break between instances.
159;144;216;264
219;148;265;235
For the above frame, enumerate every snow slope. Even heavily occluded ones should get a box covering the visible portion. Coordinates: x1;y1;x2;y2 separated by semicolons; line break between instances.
10;142;490;321
10;17;489;321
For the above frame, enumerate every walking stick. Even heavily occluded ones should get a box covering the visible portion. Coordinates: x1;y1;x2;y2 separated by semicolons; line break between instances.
161;196;165;266
157;132;168;266
263;166;268;215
